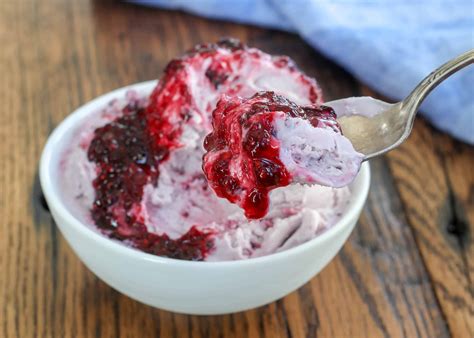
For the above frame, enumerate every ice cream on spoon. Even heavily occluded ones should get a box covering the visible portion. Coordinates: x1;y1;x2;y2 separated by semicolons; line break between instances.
202;91;363;219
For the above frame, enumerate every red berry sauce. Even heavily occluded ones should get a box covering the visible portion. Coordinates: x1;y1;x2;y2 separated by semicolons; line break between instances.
87;97;214;260
203;91;341;219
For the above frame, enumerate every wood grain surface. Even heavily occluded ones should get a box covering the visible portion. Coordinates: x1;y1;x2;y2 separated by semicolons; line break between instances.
1;1;472;337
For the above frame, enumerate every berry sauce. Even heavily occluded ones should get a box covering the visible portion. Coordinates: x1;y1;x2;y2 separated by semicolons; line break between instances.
203;91;341;219
87;99;214;261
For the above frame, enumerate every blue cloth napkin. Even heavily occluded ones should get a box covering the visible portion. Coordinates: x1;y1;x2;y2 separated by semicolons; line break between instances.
131;0;474;144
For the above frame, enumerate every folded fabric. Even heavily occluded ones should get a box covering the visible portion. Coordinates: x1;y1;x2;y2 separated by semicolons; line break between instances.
130;0;474;144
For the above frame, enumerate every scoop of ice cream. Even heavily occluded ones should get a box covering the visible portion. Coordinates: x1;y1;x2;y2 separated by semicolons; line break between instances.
60;39;354;261
202;91;362;219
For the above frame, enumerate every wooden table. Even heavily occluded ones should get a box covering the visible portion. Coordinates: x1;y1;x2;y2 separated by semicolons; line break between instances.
1;1;473;337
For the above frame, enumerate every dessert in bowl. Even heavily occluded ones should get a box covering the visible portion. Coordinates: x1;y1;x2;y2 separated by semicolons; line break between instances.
40;39;370;314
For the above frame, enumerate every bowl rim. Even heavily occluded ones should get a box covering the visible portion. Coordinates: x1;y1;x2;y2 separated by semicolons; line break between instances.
39;80;371;268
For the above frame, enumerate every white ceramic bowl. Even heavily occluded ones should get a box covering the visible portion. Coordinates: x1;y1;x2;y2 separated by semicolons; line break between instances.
40;81;370;315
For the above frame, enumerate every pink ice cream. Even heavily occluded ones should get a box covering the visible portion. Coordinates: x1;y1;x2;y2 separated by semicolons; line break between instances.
202;91;362;219
59;39;357;261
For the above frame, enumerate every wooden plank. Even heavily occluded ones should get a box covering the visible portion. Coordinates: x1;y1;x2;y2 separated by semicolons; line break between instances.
304;158;449;338
0;0;460;337
361;87;474;337
387;120;474;338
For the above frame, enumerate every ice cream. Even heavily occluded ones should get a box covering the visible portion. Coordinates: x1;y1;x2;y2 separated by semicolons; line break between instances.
59;39;356;261
202;91;363;219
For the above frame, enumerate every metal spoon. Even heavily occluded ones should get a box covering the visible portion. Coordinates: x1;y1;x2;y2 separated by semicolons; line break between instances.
325;49;474;160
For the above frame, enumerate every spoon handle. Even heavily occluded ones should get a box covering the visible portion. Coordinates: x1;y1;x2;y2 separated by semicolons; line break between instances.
402;49;474;116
